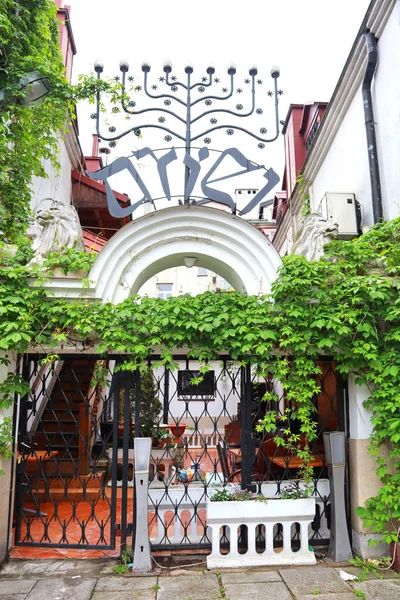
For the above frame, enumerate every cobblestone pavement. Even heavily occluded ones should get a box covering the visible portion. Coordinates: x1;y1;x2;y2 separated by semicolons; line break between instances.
0;559;399;600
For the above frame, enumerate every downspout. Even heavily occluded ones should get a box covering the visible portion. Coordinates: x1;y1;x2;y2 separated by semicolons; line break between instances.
362;32;383;224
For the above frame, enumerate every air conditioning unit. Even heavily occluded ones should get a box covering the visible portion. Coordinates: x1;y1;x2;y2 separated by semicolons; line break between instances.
318;193;359;239
235;188;259;219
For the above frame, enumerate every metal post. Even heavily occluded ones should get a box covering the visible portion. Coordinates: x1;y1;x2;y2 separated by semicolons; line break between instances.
162;368;169;425
132;437;152;573
240;364;256;490
323;432;353;561
120;372;132;553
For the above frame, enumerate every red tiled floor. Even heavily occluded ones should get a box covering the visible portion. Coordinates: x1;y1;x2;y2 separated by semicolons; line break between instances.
10;447;220;559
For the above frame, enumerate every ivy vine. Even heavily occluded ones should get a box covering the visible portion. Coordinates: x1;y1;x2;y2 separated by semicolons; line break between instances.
0;218;399;546
0;4;399;542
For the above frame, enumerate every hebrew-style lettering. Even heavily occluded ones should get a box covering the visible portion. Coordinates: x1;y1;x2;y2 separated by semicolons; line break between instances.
86;156;152;218
86;146;279;219
238;168;280;216
197;148;264;212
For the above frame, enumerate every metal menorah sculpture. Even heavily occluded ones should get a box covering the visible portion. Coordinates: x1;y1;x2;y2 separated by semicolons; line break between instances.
88;60;283;217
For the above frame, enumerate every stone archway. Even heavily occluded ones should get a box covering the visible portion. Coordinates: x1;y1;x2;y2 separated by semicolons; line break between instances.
86;205;282;303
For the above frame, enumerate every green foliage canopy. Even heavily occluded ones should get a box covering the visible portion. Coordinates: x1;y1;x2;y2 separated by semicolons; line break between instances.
0;217;399;545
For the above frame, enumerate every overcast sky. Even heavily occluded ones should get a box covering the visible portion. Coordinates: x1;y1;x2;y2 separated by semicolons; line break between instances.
66;0;371;208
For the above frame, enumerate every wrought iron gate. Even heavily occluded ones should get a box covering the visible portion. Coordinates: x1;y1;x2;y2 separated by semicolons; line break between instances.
14;354;347;553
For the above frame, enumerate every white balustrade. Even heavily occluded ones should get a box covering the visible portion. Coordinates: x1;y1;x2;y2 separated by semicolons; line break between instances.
206;497;317;568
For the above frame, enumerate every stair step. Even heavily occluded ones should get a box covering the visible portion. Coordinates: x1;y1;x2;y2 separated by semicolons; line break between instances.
40;423;79;434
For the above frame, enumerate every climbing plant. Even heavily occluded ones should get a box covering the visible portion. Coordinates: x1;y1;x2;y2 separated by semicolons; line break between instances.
0;217;400;545
0;0;73;240
0;0;128;242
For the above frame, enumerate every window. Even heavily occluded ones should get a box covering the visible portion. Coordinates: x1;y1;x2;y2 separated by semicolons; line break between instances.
178;370;215;398
220;279;230;290
197;267;208;276
157;283;173;299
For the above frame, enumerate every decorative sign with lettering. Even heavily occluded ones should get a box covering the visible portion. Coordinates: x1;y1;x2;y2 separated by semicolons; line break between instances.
88;61;283;218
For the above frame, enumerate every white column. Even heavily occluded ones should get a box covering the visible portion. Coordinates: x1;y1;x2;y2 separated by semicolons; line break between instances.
265;524;274;554
300;521;309;552
282;522;291;552
190;510;198;542
211;524;221;556
247;524;257;557
230;524;239;556
173;509;180;542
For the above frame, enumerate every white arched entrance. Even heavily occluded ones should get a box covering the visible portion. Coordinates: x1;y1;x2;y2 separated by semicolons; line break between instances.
43;205;282;302
87;205;282;303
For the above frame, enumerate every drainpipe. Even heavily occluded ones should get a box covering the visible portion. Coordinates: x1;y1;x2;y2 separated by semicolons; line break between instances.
362;32;383;224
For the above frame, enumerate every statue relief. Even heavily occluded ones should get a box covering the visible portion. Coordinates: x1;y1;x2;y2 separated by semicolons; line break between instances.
292;212;338;261
28;200;84;266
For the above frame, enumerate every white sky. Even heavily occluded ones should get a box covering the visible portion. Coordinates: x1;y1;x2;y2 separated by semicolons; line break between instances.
66;0;371;210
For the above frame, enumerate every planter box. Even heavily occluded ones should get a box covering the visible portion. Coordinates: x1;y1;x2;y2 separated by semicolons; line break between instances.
206;497;316;569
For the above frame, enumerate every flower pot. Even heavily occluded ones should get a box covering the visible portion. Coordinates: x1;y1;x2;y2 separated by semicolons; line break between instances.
168;423;188;443
206;497;316;569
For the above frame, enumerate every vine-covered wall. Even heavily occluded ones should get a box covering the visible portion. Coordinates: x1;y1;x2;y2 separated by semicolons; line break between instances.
0;218;399;545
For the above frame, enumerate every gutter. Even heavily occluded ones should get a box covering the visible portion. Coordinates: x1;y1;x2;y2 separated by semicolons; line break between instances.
362;31;383;223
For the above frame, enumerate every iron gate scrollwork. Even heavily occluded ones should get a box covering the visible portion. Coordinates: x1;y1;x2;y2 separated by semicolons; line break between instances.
14;355;121;550
13;354;347;553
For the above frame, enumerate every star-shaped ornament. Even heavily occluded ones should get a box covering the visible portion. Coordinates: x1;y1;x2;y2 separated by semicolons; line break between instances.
257;79;263;85
236;88;243;94
244;78;250;84
135;85;142;92
171;75;177;81
267;91;273;97
278;89;284;95
202;76;207;82
214;78;220;83
128;76;134;82
159;76;165;82
152;84;158;90
222;87;228;93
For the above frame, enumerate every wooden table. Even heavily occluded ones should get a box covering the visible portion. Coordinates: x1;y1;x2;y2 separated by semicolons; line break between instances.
270;454;325;469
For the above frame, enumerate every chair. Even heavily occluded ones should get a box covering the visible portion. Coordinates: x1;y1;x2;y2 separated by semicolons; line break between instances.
217;442;264;484
217;442;241;483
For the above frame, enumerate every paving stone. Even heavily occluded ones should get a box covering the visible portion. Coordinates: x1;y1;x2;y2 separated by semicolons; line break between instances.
98;562;119;575
297;595;358;600
350;579;400;599
0;581;36;595
92;592;155;600
279;566;351;596
94;576;158;591
0;561;57;578
157;573;219;600
220;570;281;584
224;581;292;600
24;578;96;600
335;565;400;580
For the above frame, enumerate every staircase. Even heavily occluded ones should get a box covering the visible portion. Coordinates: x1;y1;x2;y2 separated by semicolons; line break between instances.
29;358;110;500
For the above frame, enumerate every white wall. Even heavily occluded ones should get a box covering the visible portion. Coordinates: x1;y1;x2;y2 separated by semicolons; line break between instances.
30;139;73;213
0;353;17;565
311;5;400;227
154;361;240;427
139;266;232;297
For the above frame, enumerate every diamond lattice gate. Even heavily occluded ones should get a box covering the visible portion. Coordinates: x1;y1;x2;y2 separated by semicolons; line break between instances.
13;354;348;554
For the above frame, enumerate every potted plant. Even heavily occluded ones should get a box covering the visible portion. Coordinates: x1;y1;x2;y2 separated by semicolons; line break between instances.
152;427;170;447
206;483;316;569
167;422;188;443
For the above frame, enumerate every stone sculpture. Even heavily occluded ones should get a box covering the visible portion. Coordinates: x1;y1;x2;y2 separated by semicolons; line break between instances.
292;212;338;261
28;200;84;266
